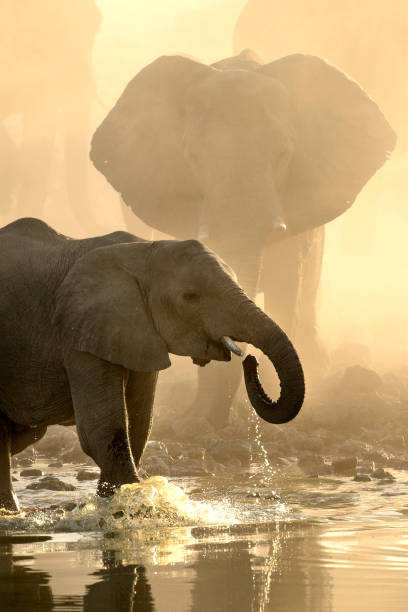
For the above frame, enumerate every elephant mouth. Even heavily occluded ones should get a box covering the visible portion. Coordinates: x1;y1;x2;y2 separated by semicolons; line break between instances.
192;335;243;367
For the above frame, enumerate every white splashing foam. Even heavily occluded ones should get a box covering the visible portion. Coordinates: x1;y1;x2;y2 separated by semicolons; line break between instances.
0;477;238;533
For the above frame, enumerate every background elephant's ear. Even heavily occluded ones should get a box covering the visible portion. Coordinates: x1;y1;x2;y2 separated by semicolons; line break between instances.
260;54;397;233
53;244;171;373
90;55;214;238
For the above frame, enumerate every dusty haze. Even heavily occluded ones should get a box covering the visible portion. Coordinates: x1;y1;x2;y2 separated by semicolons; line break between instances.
0;0;406;376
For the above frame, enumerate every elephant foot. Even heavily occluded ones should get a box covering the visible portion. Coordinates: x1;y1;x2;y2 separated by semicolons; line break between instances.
0;489;20;512
97;475;141;498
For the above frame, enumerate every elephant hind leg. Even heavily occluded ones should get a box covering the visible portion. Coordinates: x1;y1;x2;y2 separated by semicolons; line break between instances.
0;415;19;511
11;424;48;456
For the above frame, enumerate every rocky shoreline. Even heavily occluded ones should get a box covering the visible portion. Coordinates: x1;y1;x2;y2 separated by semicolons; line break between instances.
11;365;408;493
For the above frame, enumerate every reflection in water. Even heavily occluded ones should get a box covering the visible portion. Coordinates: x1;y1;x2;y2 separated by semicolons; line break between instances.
84;551;154;611
0;542;54;611
0;519;408;610
189;523;332;612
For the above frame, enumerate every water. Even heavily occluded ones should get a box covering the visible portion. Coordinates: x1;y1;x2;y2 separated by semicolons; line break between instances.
1;459;408;611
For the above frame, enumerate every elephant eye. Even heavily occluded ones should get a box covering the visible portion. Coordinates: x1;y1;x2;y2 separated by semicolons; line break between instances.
182;292;201;303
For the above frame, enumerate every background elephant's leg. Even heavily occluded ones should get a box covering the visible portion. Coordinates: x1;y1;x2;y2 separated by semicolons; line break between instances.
260;236;302;334
258;236;302;396
10;424;48;456
16;103;58;218
0;415;19;511
292;226;327;379
261;228;326;381
193;358;243;430
65;351;138;496
191;243;262;430
125;371;158;468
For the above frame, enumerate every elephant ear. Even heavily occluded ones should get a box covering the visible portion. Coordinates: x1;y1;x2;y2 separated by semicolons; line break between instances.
53;242;171;373
259;54;397;233
90;55;214;238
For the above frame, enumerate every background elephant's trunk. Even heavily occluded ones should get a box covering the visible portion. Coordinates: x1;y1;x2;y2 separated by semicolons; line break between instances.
240;303;305;423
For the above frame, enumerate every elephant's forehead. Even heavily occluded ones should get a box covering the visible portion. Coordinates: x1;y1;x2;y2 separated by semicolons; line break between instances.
174;250;236;288
187;69;291;111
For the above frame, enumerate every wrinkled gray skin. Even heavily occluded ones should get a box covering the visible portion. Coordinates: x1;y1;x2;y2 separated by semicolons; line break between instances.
90;50;395;429
0;218;304;511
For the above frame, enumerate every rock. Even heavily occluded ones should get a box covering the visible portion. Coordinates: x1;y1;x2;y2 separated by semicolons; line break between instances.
340;439;369;456
364;450;389;466
387;457;408;470
60;442;91;464
226;457;242;469
143;440;168;458
259;424;287;444
48;461;63;468
164;442;184;461
217;422;249;440
142;456;171;477
353;474;371;482
16;458;34;468
372;468;395;480
20;468;43;478
298;455;331;475
35;426;77;457
182;446;206;461
62;502;77;511
26;477;76;491
112;510;124;519
357;460;375;474
339;365;382;394
170;458;209;477
172;416;214;440
76;470;98;481
209;440;251;466
379;434;407;452
331;457;358;476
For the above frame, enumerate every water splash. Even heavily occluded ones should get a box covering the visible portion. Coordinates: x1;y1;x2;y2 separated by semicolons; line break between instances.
59;476;238;532
0;477;238;533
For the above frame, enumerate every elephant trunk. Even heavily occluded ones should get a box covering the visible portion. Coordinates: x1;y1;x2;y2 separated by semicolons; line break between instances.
239;303;305;423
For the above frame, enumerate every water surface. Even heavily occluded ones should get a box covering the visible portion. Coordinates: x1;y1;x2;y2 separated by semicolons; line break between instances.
1;463;408;611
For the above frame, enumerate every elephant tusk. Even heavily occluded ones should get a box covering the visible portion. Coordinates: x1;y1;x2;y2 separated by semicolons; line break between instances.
272;217;287;233
221;336;244;357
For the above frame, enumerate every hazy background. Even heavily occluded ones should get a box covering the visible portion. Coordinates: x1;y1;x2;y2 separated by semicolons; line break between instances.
1;0;406;376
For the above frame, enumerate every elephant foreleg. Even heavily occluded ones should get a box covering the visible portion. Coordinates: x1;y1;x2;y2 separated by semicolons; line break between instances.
0;415;19;511
125;370;158;468
65;351;138;497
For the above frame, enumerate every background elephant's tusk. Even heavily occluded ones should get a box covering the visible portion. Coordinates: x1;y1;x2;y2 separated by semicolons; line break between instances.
272;218;287;233
221;336;244;356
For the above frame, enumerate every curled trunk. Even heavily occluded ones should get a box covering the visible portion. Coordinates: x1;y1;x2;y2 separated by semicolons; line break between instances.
242;308;305;424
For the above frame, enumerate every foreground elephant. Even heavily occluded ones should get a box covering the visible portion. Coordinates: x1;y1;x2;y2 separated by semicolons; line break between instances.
0;218;304;511
90;51;395;428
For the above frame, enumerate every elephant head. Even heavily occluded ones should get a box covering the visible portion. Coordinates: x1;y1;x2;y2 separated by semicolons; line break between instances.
54;239;304;424
90;52;396;253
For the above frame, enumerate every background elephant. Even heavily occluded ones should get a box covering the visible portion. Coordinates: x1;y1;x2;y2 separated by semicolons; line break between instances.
0;217;304;510
0;0;101;224
90;51;394;429
234;0;408;151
